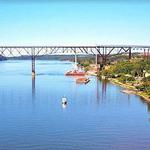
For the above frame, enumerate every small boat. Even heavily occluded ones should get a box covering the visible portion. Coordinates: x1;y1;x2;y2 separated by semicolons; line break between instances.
62;97;67;105
76;77;90;84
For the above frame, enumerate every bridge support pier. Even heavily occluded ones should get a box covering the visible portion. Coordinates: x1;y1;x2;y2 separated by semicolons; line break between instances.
147;49;150;59
129;47;132;60
100;47;107;70
97;55;104;71
31;48;36;77
95;54;100;72
144;49;146;59
32;56;35;77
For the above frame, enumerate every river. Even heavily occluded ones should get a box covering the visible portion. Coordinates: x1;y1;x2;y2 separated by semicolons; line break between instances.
0;60;150;150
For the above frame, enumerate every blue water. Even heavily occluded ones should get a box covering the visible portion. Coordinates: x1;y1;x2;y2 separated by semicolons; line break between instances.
0;60;150;150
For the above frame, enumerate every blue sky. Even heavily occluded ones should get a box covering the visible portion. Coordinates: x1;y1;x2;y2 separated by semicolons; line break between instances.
0;0;150;46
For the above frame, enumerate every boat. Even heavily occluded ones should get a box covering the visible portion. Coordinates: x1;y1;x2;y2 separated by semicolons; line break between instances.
62;103;67;109
66;69;86;76
62;97;67;105
65;53;86;76
76;77;90;84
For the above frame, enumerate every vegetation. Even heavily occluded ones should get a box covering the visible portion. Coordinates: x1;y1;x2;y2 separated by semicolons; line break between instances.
98;59;150;97
78;57;95;71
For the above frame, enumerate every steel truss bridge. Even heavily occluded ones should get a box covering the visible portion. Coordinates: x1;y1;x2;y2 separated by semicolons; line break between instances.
0;45;150;76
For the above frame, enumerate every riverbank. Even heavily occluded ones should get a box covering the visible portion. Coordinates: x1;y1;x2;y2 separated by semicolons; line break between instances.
87;68;150;102
83;65;150;102
79;58;150;102
80;64;150;101
108;78;150;102
96;59;150;102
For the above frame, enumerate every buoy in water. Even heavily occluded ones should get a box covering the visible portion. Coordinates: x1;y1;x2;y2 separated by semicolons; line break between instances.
62;97;67;105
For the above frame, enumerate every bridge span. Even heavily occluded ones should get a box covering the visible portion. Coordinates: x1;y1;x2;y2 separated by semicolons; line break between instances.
0;45;150;76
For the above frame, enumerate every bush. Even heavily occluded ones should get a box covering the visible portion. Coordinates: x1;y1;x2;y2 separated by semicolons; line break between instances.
79;59;94;68
127;76;135;82
136;82;150;95
142;76;150;82
118;75;135;83
136;85;145;91
118;76;126;83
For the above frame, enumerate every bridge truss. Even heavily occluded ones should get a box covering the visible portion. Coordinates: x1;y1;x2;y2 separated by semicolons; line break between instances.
0;45;150;76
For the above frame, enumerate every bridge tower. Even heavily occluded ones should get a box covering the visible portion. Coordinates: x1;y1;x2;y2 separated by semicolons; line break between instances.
31;48;36;77
128;47;132;60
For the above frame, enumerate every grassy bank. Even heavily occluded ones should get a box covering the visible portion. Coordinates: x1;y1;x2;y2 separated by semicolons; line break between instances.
77;57;150;101
109;78;150;102
98;58;150;101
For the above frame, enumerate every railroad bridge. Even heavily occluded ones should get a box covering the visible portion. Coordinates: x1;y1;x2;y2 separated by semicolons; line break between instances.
0;45;150;76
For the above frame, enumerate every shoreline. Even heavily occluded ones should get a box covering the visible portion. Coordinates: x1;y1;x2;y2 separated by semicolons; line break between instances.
81;63;150;102
108;78;150;102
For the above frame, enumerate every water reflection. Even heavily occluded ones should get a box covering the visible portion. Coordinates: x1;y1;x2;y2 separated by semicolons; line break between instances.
96;78;100;103
95;79;108;104
147;102;150;112
101;80;107;102
32;76;35;101
127;94;131;106
139;96;150;112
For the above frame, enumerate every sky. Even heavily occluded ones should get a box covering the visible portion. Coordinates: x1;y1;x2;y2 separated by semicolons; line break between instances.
0;0;150;46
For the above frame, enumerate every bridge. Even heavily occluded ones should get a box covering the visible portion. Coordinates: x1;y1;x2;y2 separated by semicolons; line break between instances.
0;45;150;76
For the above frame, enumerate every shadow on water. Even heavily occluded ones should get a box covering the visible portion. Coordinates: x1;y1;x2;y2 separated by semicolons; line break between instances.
147;102;150;112
101;80;107;102
127;94;131;106
96;78;100;103
98;79;150;114
96;79;107;104
139;96;150;112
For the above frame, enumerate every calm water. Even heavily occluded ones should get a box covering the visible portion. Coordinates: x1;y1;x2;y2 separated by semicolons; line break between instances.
0;60;150;150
